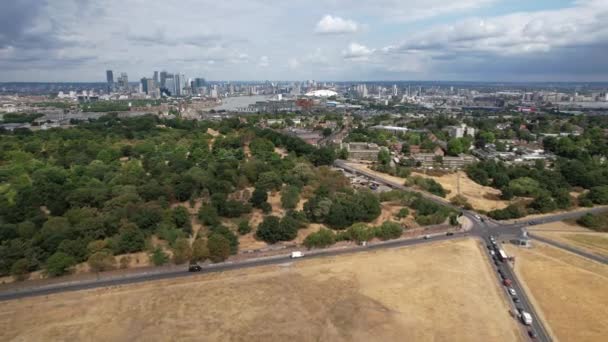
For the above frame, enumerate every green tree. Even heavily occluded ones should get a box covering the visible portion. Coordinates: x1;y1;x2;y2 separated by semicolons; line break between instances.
346;223;374;243
172;238;192;264
191;239;210;262
45;252;76;277
198;204;220;226
250;187;268;208
588;186;608;205
396;208;410;219
378;148;391;166
374;221;402;240
281;185;300;210
237;220;252;235
303;229;336;249
11;258;30;281
150;247;169;266
256;215;297;243
172;206;191;231
207;233;231;262
447;138;464;156
115;220;146;254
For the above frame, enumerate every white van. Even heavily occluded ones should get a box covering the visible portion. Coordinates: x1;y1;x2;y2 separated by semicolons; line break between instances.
291;251;304;259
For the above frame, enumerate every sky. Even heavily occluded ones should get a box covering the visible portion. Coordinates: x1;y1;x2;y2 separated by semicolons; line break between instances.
0;0;607;82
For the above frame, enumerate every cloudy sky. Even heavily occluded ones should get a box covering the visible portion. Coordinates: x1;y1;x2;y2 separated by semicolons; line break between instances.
1;0;607;82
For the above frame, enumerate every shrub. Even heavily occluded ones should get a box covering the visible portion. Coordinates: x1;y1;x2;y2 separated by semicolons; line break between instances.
577;213;608;232
150;247;169;266
45;252;76;277
346;223;375;243
488;203;527;220
237;220;252;235
374;221;403;240
303;229;336;249
88;250;116;272
396;208;409;219
207;233;231;262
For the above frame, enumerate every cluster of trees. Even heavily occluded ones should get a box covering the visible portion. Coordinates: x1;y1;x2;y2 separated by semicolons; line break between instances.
303;221;405;249
1;113;44;124
577;213;608;232
0;114;335;278
378;190;455;226
303;188;381;229
406;176;447;197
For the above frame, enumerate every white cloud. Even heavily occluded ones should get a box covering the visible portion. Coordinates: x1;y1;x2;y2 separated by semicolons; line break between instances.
258;55;270;67
343;43;375;60
315;15;359;34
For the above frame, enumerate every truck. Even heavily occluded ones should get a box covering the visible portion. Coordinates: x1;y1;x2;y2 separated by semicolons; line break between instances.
291;251;304;259
520;310;533;326
498;249;508;261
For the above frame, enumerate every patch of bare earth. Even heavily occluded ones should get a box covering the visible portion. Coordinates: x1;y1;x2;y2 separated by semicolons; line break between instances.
0;239;522;342
504;243;608;342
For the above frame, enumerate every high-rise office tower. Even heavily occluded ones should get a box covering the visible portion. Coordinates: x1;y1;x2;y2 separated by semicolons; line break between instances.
174;74;186;96
153;71;159;85
106;70;114;92
160;71;169;88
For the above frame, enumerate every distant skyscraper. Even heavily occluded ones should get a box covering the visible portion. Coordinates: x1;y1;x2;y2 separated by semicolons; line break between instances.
153;71;159;85
117;72;129;91
174;74;186;96
160;71;169;88
106;70;114;92
392;84;398;97
165;77;176;96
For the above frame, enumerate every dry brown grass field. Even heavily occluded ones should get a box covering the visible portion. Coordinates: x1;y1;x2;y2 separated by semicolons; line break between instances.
504;243;608;342
343;162;509;212
0;239;522;342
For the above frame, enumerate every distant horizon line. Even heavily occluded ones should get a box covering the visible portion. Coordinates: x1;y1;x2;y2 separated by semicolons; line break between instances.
2;80;608;85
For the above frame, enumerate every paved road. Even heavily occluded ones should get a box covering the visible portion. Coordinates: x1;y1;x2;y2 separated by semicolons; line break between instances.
528;233;608;264
0;231;462;302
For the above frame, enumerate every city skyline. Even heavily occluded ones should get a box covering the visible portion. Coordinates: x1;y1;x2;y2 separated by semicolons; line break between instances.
1;0;607;82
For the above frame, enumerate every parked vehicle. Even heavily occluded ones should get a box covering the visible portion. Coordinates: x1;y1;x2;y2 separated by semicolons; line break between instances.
188;264;202;272
291;251;304;258
503;278;512;286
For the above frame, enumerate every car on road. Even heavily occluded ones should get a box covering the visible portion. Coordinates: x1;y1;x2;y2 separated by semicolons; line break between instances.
513;297;520;303
490;250;496;257
423;235;431;240
475;215;481;220
188;264;202;272
503;278;512;286
291;251;304;258
446;232;454;236
518;309;533;326
528;330;538;339
508;288;517;297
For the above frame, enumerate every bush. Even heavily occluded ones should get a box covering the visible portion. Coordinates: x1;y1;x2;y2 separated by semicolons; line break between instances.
396;208;409;219
207;233;231;262
209;225;239;254
237;220;252;235
88;250;116;272
11;259;30;281
256;215;297;243
281;185;300;210
588;186;608;205
488;203;527;220
346;223;375;243
408;176;447;197
303;229;336;249
172;238;192;264
150;247;169;266
250;187;268;208
191;238;210;262
374;221;403;240
45;252;76;277
577;213;608;232
198;205;220;226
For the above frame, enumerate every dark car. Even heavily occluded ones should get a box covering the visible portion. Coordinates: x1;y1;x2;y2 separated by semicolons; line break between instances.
446;232;454;236
188;264;202;272
528;330;538;339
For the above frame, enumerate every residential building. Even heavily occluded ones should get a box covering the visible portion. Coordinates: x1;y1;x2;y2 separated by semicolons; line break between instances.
342;142;383;161
446;123;476;138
